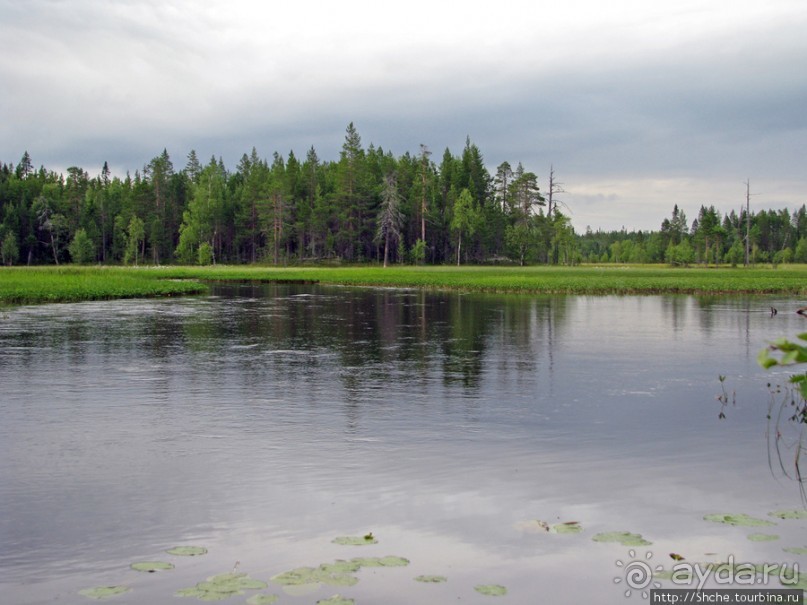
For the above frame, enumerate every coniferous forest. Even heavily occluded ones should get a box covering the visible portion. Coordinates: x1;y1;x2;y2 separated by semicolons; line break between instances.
2;123;806;268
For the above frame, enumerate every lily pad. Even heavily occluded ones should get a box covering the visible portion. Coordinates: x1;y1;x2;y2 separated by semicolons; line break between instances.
770;509;807;520
592;531;652;546
281;584;320;596
332;535;378;546
316;596;355;605
365;556;409;567
78;586;131;600
176;572;268;601
415;575;447;583
475;584;507;596
703;513;775;527
271;567;323;586
272;555;409;591
319;560;362;574
131;560;175;572
166;545;208;556
747;534;779;542
783;547;807;555
271;565;357;588
551;521;583;534
246;595;279;605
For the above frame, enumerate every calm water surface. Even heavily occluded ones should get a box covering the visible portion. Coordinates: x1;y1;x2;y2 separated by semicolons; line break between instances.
1;284;806;604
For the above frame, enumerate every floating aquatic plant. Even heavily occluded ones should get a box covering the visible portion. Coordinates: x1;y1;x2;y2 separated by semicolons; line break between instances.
271;565;357;588
515;519;582;534
769;510;807;520
316;596;355;605
414;575;447;583
352;556;409;567
246;595;279;605
320;560;363;574
703;514;775;527
783;547;807;555
176;572;268;601
592;531;652;546
552;521;583;534
130;560;175;572
78;585;131;600
281;584;320;597
166;546;208;556
747;534;780;542
271;567;329;586
271;555;409;592
475;584;507;596
332;535;378;546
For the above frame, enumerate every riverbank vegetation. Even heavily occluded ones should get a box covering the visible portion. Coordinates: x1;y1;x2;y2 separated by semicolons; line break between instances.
2;124;806;269
3;265;807;305
0;266;206;305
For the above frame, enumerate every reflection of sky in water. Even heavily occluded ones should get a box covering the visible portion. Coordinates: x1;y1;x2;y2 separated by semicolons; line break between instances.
1;285;806;603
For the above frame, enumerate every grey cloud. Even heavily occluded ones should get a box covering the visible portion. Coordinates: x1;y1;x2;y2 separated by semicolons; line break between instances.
2;0;805;232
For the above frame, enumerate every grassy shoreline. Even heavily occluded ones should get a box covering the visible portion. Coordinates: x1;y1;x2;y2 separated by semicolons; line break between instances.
0;266;208;305
2;264;807;305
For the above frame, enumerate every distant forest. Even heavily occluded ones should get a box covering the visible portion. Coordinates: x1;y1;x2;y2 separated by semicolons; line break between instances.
1;123;806;267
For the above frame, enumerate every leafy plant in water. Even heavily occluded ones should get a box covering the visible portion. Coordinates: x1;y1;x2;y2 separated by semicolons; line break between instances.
592;531;652;546
246;595;279;605
271;556;409;592
552;521;583;534
78;585;131;600
783;547;807;555
130;560;175;572
703;513;775;527
166;545;208;556
770;509;807;520
758;333;807;500
716;374;735;420
414;575;448;583
176;572;268;601
515;519;582;534
332;534;378;546
475;584;507;596
747;533;779;542
316;596;355;605
352;556;409;567
271;565;357;588
758;333;807;398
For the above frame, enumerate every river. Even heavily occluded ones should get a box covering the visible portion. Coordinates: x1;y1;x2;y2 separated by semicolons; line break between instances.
1;284;806;603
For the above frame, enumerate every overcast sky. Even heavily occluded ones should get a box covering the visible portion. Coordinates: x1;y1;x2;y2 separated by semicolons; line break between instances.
2;0;805;231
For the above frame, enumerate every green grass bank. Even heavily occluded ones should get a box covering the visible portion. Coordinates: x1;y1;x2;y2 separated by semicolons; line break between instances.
3;264;807;305
0;266;208;305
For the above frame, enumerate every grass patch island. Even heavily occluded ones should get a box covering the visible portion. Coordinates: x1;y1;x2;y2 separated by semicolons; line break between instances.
0;266;207;305
2;264;807;305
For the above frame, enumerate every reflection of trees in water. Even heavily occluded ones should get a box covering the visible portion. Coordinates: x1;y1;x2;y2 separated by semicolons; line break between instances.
4;284;575;414
184;284;573;397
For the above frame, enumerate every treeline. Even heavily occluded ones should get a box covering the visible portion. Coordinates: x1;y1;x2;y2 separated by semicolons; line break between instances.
0;124;573;267
0;123;804;267
581;204;807;265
